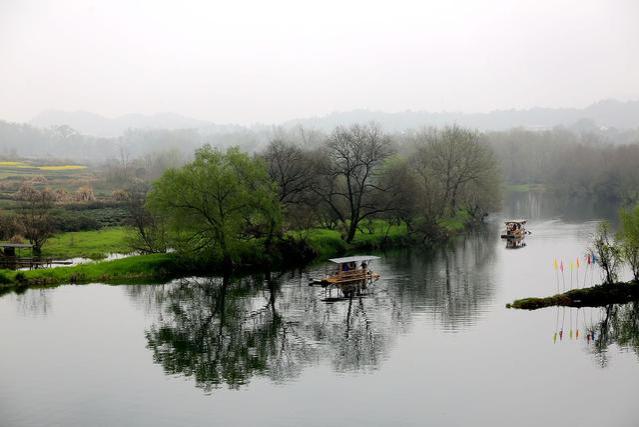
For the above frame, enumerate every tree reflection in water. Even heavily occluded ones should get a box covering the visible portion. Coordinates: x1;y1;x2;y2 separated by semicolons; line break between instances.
588;303;639;368
382;230;497;331
139;235;496;392
143;271;404;392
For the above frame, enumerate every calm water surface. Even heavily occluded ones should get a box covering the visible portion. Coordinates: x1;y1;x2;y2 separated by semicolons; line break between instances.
2;193;639;427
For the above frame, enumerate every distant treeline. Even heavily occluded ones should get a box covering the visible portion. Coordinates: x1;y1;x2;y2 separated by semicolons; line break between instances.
484;127;639;203
3;118;639;204
0;120;268;162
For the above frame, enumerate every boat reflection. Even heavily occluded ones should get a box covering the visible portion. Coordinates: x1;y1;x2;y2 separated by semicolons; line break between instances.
137;233;497;392
505;237;526;249
143;273;402;392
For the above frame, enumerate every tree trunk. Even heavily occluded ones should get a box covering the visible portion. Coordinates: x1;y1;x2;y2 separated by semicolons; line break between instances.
346;220;358;243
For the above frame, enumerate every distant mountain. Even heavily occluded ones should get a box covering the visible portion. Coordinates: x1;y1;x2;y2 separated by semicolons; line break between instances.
284;99;639;132
30;110;222;137
29;99;639;137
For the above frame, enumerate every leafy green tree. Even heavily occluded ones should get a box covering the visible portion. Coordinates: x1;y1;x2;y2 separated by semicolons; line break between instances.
619;206;639;281
147;145;280;268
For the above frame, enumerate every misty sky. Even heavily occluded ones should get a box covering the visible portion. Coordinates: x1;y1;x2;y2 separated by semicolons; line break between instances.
1;0;638;124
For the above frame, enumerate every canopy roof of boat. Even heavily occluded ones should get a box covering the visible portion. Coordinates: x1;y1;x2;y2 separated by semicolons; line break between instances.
504;219;527;224
328;255;380;264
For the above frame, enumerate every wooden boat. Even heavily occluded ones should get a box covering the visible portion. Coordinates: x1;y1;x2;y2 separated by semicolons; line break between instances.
501;219;528;239
318;255;381;297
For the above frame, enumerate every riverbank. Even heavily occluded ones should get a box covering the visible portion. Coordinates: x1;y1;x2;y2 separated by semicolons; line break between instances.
0;215;477;292
0;254;180;293
0;225;410;291
41;227;131;259
507;281;639;310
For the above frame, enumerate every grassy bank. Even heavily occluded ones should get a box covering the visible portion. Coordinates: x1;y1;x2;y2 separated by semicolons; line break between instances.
505;183;545;193
0;216;472;292
293;220;410;259
42;227;131;259
0;253;181;291
507;282;639;310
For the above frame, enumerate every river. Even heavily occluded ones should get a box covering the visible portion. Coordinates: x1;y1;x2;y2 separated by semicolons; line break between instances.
1;192;638;427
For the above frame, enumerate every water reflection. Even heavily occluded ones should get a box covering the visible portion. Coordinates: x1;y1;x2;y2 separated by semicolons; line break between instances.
505;237;527;249
505;191;619;223
139;230;498;392
586;303;639;368
547;304;639;367
143;272;404;392
382;229;497;331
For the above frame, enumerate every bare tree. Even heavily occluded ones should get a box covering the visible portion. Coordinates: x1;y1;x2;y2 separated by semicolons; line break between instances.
312;124;395;243
125;180;167;254
412;126;500;218
262;139;314;207
14;183;55;254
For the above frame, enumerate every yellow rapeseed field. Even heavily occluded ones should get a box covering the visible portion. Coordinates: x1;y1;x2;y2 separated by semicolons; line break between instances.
0;161;28;167
37;165;87;171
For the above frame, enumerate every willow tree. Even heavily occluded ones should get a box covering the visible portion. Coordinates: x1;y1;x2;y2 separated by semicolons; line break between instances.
147;145;280;269
590;221;622;285
619;206;639;281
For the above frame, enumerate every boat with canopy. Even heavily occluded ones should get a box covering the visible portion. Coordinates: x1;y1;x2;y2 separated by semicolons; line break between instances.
316;255;381;297
501;219;529;239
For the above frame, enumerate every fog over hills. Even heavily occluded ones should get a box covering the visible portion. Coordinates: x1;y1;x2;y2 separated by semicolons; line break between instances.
29;99;639;137
30;110;243;138
285;99;639;132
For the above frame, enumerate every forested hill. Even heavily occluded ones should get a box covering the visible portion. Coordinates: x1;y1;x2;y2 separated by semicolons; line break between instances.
2;99;639;166
284;99;639;132
30;110;244;138
27;99;639;137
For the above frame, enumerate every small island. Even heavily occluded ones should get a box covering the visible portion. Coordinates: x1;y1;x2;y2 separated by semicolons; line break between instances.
509;210;639;310
507;281;639;310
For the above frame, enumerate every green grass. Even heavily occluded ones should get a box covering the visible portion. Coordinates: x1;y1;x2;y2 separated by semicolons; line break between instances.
0;253;179;289
437;210;472;234
507;281;639;310
41;227;132;259
0;217;472;292
506;183;546;193
288;220;410;259
351;220;408;247
292;228;347;258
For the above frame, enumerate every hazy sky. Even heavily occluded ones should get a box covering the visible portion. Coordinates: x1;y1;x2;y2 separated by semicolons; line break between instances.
1;0;638;124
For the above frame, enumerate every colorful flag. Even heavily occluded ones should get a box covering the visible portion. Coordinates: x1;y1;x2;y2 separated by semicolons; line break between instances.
553;259;558;270
576;258;580;268
560;261;564;272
